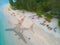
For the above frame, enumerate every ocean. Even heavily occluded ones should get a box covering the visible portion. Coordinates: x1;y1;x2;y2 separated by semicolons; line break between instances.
0;10;5;45
0;0;15;45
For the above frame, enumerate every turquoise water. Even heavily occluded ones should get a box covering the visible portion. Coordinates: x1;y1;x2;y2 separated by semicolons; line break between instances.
0;10;5;45
0;8;9;45
0;0;15;45
0;0;9;6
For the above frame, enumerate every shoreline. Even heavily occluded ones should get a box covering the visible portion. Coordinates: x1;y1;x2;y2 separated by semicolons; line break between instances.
3;4;60;45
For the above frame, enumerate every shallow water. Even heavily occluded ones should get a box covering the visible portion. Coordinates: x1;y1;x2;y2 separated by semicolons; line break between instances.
0;10;5;45
0;0;15;45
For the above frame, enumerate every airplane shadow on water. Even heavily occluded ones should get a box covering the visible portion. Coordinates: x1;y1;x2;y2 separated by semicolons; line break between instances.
5;23;29;44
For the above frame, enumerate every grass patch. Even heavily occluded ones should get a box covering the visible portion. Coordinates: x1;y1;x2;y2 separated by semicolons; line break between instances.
45;13;53;19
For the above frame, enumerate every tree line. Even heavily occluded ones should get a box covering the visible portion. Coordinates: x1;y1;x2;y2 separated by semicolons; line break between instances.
9;0;60;27
9;0;60;14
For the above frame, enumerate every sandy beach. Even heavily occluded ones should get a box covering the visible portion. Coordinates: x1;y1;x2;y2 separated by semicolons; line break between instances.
3;4;60;45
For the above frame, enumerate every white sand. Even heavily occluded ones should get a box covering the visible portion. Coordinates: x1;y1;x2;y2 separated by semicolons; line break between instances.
3;4;60;45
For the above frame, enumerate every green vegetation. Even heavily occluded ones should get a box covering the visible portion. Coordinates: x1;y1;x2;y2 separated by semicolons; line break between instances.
9;0;60;27
9;0;51;14
9;0;13;6
46;25;49;27
51;0;60;13
58;19;60;27
45;13;53;19
9;0;60;14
